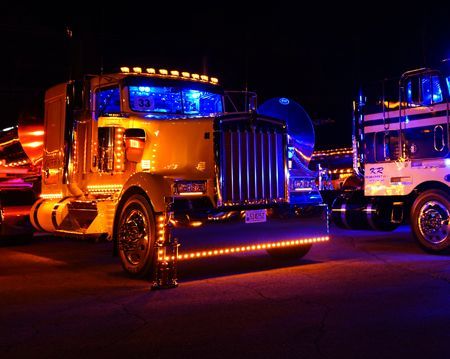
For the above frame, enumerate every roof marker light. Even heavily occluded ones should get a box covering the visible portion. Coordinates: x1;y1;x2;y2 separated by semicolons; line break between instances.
200;75;209;81
191;73;200;79
133;67;142;73
210;77;219;84
182;72;190;78
120;67;130;73
159;69;168;75
170;70;180;76
146;68;156;74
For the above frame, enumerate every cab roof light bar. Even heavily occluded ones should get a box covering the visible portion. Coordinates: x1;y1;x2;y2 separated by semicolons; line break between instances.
120;66;219;85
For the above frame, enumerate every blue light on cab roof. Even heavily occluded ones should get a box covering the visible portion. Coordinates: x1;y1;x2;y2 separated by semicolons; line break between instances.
279;98;290;105
186;90;201;99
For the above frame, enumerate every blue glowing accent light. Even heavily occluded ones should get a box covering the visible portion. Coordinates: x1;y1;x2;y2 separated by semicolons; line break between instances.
431;76;443;103
445;158;450;168
433;94;441;102
406;81;412;101
358;89;365;105
129;85;223;116
287;146;295;159
279;98;290;105
182;89;223;115
96;86;121;117
405;116;410;124
187;90;201;99
420;76;443;105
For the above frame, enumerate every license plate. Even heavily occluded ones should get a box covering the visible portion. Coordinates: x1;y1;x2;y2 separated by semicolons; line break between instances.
245;209;267;224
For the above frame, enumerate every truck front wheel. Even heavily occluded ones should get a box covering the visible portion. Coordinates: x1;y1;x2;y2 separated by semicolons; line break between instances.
117;194;155;277
411;190;450;253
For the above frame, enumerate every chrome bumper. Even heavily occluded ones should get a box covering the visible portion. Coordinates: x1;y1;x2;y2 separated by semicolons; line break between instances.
171;204;329;259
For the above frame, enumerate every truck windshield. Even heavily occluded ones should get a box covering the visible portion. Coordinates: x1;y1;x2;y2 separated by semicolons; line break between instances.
129;85;223;116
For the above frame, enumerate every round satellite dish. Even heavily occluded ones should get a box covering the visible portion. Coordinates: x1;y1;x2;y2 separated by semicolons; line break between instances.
257;97;315;166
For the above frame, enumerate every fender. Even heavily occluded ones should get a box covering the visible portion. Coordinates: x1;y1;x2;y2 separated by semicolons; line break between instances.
118;172;173;213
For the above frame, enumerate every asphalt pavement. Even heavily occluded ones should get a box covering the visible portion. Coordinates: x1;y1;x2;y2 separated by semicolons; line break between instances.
1;225;449;358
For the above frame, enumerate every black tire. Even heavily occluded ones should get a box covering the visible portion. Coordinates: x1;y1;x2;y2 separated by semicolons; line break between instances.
267;244;312;260
117;194;156;277
411;189;450;253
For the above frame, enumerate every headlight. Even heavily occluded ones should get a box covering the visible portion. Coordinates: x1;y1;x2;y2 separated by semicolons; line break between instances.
174;181;207;196
290;177;316;192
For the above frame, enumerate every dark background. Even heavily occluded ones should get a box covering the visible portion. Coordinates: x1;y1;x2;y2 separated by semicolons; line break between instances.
1;4;450;149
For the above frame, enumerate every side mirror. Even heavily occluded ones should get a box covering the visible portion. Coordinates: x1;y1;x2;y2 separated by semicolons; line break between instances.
124;128;146;163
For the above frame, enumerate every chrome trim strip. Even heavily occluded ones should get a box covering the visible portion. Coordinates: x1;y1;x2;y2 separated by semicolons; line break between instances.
237;129;243;202
268;131;273;198
230;131;234;202
218;130;225;206
261;131;265;197
246;131;250;200
275;133;279;198
253;130;258;199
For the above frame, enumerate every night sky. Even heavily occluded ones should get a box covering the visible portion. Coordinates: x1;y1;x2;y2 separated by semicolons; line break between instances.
1;4;450;149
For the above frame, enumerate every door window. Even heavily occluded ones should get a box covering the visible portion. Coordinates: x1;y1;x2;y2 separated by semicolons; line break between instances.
406;75;443;106
95;86;121;117
375;131;402;162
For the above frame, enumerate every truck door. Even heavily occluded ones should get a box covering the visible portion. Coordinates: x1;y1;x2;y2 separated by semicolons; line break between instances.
42;84;67;193
400;71;449;160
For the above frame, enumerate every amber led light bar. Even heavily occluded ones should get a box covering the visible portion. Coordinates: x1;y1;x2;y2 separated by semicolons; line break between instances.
158;236;330;261
87;184;123;194
40;193;63;200
120;66;219;85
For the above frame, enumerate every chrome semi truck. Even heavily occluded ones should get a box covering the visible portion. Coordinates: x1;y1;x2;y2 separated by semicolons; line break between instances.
1;66;329;287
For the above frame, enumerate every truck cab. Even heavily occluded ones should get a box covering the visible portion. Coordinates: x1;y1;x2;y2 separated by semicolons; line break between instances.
333;66;449;253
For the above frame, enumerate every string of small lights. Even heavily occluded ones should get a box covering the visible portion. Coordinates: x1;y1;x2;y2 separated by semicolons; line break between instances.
120;67;219;85
158;236;330;261
312;148;353;157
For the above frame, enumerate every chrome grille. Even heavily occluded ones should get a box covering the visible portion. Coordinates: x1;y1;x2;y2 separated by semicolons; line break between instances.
216;116;287;206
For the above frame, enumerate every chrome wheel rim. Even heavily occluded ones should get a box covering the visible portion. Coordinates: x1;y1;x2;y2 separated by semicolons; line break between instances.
418;200;449;245
119;207;149;266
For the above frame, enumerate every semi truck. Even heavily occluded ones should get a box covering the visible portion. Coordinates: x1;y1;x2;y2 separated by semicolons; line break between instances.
0;66;329;287
330;66;449;253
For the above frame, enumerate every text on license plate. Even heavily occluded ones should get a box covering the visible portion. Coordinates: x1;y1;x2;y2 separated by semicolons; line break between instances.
245;209;267;224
